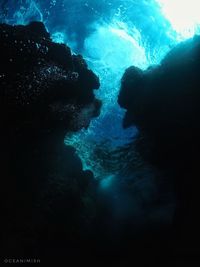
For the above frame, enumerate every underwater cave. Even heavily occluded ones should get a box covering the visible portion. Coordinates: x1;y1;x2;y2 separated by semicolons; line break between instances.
1;0;200;265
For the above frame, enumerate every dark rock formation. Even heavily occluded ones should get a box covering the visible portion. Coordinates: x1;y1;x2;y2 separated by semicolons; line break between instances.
118;35;200;256
0;21;101;260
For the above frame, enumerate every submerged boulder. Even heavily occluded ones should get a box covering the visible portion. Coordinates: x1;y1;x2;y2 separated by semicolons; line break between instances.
118;35;200;253
0;21;101;258
0;21;100;133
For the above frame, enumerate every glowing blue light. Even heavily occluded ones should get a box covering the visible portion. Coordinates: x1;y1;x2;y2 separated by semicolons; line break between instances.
100;175;114;189
13;0;43;25
157;0;200;40
65;20;149;179
84;21;148;74
51;32;65;44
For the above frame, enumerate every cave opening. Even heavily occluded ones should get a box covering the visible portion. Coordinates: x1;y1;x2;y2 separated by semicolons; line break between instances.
1;0;200;183
2;1;200;262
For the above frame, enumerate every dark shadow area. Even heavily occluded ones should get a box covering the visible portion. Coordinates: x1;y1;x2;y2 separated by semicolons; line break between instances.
119;35;200;264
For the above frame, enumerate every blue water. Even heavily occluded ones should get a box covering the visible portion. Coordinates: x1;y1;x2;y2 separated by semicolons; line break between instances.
1;0;200;182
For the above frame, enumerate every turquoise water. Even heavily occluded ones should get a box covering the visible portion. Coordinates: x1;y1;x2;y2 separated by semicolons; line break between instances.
1;0;200;181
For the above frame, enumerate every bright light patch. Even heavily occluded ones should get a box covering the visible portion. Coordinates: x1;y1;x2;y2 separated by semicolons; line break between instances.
100;175;114;189
84;22;148;73
65;21;148;179
51;32;65;44
157;0;200;39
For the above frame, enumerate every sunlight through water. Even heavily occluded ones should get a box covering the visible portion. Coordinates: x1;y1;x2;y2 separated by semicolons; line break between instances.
157;0;200;40
65;20;149;180
1;0;200;185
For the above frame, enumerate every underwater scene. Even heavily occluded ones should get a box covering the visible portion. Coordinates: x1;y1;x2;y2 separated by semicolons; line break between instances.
1;0;200;265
